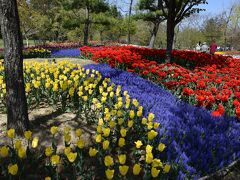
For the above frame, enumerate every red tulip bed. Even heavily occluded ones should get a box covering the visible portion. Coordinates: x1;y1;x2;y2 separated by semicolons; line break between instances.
80;46;240;119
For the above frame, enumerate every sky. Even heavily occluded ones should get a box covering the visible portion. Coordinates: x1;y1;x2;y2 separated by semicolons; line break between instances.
109;0;239;15
199;0;239;15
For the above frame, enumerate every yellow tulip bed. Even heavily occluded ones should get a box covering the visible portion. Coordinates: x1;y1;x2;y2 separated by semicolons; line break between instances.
0;60;171;179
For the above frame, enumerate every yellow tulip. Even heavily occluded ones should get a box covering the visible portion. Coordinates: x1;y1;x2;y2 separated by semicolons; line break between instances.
118;154;126;164
64;147;71;155
120;128;127;137
45;177;51;180
50;126;58;135
148;113;155;121
89;147;98;157
103;140;110;150
133;164;141;175
7;128;15;139
134;140;143;149
154;122;160;129
141;118;147;125
129;110;135;119
105;113;110;121
32;137;39;148
25;83;31;93
102;127;110;137
67;152;77;163
51;155;60;166
104;155;114;166
64;134;71;143
147;122;153;130
128;120;133;128
163;164;171;173
95;134;102;143
132;98;139;107
117;110;123;117
98;118;104;126
0;146;9;158
24;130;32;140
14;140;22;150
151;167;160;178
152;158;163;168
8;164;18;176
118;138;125;147
148;130;158;140
18;147;26;159
119;165;129;176
146;153;153;164
53;83;58;91
75;128;82;137
97;125;102;133
158;143;166;152
146;145;153;153
77;138;85;149
45;146;53;157
137;109;142;117
118;118;124;125
105;169;114;180
109;121;115;128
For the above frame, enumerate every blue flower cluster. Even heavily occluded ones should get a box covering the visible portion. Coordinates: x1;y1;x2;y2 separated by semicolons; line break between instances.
51;48;80;57
84;63;240;178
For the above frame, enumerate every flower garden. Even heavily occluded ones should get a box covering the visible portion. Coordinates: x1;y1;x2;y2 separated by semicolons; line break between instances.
0;45;240;179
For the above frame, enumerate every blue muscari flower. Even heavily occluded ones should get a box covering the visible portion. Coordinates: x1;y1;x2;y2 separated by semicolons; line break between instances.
51;48;80;57
84;63;240;178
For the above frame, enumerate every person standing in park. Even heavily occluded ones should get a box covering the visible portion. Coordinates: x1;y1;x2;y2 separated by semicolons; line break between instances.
201;42;209;53
210;40;217;55
195;41;201;51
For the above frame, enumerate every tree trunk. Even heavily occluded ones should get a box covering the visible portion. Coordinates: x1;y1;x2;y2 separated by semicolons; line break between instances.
148;21;160;48
127;0;133;45
83;7;90;45
0;0;29;134
166;16;175;63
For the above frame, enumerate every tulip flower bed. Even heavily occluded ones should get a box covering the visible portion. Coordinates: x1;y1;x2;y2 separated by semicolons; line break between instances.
0;48;51;59
84;63;240;179
80;46;240;118
0;60;171;179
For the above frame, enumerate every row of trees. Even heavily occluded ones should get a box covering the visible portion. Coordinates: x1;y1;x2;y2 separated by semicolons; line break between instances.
2;0;240;51
16;0;136;45
16;0;208;60
16;0;240;51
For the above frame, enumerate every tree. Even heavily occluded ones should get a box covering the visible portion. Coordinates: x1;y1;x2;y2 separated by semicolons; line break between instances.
17;0;40;46
0;0;29;133
29;0;66;43
158;0;207;62
63;0;109;45
93;8;120;42
228;3;240;49
202;17;225;44
137;0;166;48
128;0;134;44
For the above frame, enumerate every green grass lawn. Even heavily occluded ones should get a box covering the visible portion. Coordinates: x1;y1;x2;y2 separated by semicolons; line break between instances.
0;39;37;48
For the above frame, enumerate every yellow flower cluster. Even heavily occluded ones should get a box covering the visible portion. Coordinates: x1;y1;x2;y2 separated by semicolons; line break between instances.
0;60;171;178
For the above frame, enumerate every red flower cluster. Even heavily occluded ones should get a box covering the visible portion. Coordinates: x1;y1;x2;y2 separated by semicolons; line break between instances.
80;46;240;118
